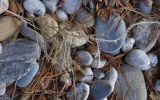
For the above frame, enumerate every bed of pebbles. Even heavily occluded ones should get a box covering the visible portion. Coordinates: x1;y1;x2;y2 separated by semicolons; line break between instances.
0;0;160;100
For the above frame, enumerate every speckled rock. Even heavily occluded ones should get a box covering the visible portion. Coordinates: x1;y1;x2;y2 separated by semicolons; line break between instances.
148;53;158;67
90;80;112;100
0;16;17;41
132;19;160;52
0;39;40;83
42;0;59;13
35;15;59;39
116;64;147;100
0;83;6;96
16;62;39;87
56;9;68;21
67;83;90;100
0;0;9;14
139;0;152;15
91;59;106;69
95;15;126;55
76;51;93;66
23;0;46;17
75;9;94;27
78;67;94;82
121;38;135;52
63;0;82;14
125;49;150;70
154;80;160;92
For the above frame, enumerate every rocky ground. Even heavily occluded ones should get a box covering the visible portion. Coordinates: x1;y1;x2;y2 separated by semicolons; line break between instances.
0;0;160;100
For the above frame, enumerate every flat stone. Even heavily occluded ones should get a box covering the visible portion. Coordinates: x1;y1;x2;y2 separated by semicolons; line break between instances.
115;64;147;100
16;62;39;87
95;15;126;55
67;83;90;100
0;0;9;14
125;49;150;70
0;39;40;83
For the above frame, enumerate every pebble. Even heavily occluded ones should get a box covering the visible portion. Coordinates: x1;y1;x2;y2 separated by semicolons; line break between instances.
148;53;158;67
0;44;2;54
121;38;135;52
0;16;17;41
115;64;147;100
90;80;113;100
23;0;46;17
75;9;94;28
95;15;126;55
67;83;90;100
132;19;160;52
154;80;160;92
0;39;40;83
56;9;68;21
90;59;106;69
93;70;105;79
0;0;9;14
42;0;59;13
139;0;152;15
125;49;150;70
16;62;39;88
60;73;72;86
78;67;94;82
63;0;82;14
35;15;59;39
0;94;11;100
0;83;6;96
76;51;93;66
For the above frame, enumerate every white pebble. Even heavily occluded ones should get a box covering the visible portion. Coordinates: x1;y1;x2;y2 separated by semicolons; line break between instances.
91;59;106;69
79;67;94;82
148;53;158;67
0;82;6;96
56;9;68;21
121;38;135;52
0;0;9;14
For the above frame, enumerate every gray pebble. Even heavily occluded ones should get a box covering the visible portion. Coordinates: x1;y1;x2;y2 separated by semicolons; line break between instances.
115;64;147;100
42;0;59;13
56;9;68;21
63;0;82;14
0;83;6;96
148;53;158;67
95;15;126;55
139;0;152;15
0;0;9;14
23;0;46;17
91;59;106;69
67;83;90;100
0;94;11;100
125;49;150;70
79;67;94;82
154;80;160;92
16;62;39;87
121;38;135;52
76;51;93;66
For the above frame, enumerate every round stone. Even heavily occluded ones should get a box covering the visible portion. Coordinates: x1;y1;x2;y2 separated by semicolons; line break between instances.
125;49;150;70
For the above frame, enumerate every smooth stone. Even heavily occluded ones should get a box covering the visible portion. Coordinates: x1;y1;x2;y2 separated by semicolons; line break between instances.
42;0;58;13
121;38;135;52
148;53;158;67
125;49;150;70
139;0;152;15
63;0;82;14
90;80;113;100
0;16;17;41
132;19;160;52
56;9;68;21
0;83;6;96
0;39;40;83
0;44;2;54
115;64;147;100
79;67;94;82
67;83;90;100
91;59;106;69
23;0;46;17
93;69;105;79
16;62;39;87
154;80;160;92
76;51;93;66
60;73;72;86
75;9;94;27
35;15;59;39
95;15;126;55
0;0;9;14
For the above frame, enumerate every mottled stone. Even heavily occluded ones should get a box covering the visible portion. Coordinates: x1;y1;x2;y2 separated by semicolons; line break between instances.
16;62;39;87
42;0;58;13
95;15;126;55
63;0;82;14
0;39;40;83
0;0;9;14
125;49;150;70
121;38;135;52
67;83;90;100
116;64;147;100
